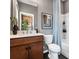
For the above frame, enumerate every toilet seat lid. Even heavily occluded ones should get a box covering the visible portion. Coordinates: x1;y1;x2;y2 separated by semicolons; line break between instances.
48;44;61;52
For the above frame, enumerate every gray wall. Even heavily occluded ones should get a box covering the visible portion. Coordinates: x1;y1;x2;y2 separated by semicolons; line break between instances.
10;0;18;30
10;0;13;17
37;0;53;34
64;0;69;13
61;0;69;14
18;0;53;34
10;0;13;30
18;2;38;28
11;0;17;17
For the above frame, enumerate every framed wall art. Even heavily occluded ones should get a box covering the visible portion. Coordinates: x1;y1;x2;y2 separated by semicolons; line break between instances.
41;12;53;29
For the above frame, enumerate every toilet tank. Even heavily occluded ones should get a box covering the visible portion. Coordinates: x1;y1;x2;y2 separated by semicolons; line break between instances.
44;35;53;45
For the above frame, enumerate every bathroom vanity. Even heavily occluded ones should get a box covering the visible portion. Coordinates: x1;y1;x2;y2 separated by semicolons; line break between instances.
10;34;44;59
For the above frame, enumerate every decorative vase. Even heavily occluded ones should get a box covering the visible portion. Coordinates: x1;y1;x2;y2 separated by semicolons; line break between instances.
13;25;18;35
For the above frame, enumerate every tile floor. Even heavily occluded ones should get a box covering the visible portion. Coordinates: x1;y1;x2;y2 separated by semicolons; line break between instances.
44;52;68;59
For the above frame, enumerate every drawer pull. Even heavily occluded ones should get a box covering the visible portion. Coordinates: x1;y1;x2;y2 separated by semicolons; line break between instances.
25;46;32;59
26;46;31;49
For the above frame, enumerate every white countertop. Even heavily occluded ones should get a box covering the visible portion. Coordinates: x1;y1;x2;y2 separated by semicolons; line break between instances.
10;33;44;39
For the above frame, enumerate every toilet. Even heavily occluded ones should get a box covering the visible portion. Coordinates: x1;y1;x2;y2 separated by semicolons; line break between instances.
44;35;61;59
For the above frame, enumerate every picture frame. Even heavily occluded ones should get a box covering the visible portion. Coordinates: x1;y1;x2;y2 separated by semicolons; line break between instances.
41;12;53;29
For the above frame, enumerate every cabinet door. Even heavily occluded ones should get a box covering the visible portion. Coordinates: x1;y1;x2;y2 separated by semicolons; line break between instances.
31;42;43;59
10;45;29;59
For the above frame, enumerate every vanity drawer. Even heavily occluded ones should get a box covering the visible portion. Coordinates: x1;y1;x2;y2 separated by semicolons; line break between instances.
10;35;43;47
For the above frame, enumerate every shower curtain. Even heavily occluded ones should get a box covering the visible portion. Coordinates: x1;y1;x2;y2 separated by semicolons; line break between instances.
52;0;62;49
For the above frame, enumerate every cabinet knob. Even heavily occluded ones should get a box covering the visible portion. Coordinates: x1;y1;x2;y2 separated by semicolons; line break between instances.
28;46;31;49
26;46;31;50
25;46;32;59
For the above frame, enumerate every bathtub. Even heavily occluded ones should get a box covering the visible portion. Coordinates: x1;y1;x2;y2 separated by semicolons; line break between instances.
61;39;69;58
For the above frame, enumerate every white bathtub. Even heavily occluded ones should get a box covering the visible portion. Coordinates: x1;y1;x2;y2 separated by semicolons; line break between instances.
61;39;69;58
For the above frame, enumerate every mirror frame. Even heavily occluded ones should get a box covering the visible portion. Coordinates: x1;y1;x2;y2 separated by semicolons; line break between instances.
20;12;34;30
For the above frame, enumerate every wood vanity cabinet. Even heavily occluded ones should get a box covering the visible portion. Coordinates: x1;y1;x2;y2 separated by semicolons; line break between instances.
10;35;44;59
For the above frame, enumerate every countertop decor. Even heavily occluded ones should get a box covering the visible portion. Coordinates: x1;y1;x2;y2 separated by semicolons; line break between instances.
10;17;18;35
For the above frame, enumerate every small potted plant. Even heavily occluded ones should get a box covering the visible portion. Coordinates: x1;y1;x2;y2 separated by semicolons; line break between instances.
21;19;29;34
10;17;18;35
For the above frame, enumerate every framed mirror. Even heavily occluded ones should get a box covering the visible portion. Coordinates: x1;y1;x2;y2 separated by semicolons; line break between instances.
20;12;34;30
